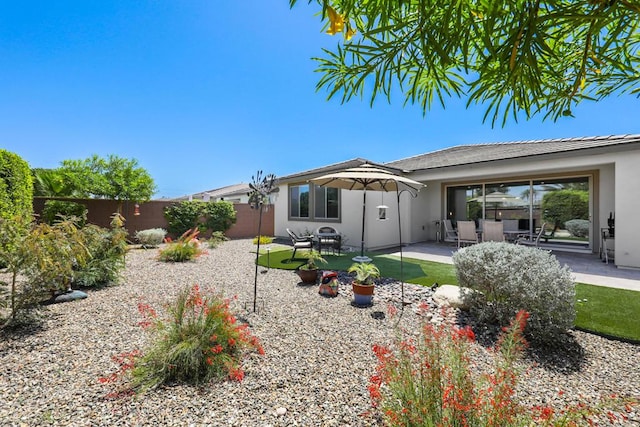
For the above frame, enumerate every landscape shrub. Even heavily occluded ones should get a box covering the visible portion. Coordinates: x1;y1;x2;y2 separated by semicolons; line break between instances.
202;201;236;233
0;216;38;326
135;228;167;248
252;235;273;245
163;201;205;236
370;307;634;425
100;285;264;393
41;200;88;226
72;215;128;287
0;149;33;221
163;200;237;237
158;229;206;262
452;241;575;344
21;218;90;294
564;219;590;238
208;231;229;248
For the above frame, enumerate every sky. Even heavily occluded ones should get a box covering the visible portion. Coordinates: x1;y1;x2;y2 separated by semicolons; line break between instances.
1;1;639;199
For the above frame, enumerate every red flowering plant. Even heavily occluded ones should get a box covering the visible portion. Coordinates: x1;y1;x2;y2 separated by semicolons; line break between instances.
99;284;264;395
157;228;207;262
367;306;637;426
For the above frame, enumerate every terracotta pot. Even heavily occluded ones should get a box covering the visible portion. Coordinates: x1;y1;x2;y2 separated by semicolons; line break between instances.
352;282;374;306
296;268;319;285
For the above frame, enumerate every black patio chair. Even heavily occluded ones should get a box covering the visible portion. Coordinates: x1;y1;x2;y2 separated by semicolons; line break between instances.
286;228;314;260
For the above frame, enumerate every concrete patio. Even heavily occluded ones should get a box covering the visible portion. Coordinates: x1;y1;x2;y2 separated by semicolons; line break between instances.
390;242;640;292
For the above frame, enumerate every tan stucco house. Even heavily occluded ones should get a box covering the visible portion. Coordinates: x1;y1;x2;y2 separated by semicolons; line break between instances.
274;134;640;269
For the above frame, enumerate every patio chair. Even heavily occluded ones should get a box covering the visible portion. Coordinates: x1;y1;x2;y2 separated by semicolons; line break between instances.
315;226;341;255
457;220;479;248
482;221;505;242
516;223;547;247
443;219;458;243
286;228;314;260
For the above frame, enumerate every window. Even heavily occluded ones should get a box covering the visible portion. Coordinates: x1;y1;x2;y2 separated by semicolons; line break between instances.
289;184;310;218
314;186;339;219
289;183;340;221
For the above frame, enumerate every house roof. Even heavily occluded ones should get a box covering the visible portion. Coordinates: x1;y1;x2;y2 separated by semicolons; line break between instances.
385;134;640;171
173;183;251;201
277;158;376;183
205;183;251;198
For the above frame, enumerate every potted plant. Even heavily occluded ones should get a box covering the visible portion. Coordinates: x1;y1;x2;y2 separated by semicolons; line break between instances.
296;250;327;285
347;262;381;306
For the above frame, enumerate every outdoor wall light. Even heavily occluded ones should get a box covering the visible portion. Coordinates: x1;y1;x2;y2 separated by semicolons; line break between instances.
377;204;388;220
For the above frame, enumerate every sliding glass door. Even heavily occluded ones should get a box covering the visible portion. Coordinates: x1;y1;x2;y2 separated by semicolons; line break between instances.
445;176;591;249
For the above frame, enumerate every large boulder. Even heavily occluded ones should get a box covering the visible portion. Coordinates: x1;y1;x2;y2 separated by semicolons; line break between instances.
432;285;473;310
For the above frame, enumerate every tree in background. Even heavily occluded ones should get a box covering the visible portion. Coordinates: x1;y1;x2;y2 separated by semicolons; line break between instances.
32;168;79;197
541;189;589;230
291;0;640;126
59;154;156;213
0;149;33;221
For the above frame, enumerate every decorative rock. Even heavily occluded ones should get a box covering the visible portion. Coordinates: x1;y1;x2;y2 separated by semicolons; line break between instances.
432;285;471;309
275;407;287;416
52;290;88;304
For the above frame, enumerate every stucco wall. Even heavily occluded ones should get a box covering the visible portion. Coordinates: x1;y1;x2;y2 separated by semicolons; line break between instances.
276;146;640;268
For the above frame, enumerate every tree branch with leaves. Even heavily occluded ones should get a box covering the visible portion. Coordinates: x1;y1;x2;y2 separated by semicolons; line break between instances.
291;0;640;126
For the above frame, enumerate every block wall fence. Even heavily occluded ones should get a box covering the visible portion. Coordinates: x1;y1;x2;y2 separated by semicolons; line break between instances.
32;198;274;240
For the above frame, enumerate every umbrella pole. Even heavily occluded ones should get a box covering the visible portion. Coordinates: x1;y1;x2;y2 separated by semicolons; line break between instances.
360;189;366;258
397;188;405;310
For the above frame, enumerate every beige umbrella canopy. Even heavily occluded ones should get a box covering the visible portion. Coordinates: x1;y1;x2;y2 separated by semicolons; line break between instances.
310;164;424;307
311;164;424;193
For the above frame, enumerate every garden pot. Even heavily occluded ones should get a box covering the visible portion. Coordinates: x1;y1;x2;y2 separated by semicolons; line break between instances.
352;282;374;306
296;268;319;285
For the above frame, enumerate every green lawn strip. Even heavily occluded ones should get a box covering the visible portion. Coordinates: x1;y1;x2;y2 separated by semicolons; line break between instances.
574;283;640;342
256;249;640;341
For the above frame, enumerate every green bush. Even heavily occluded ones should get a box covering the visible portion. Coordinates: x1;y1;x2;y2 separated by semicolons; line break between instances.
163;201;205;236
22;219;90;294
163;200;236;237
564;219;590;238
452;242;575;344
128;285;264;391
135;228;167;248
158;229;205;262
72;216;128;287
541;189;588;230
202;201;236;232
0;216;38;326
208;231;229;248
0;150;33;221
41;200;88;226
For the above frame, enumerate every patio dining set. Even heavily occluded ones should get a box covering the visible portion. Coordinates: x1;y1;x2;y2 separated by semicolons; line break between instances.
441;219;551;248
286;227;342;260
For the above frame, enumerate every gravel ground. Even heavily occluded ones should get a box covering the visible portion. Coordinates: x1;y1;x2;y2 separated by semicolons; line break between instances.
0;239;638;426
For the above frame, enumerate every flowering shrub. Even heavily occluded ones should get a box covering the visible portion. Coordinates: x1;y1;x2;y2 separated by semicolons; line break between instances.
369;308;526;426
100;284;264;394
252;235;273;246
158;229;206;262
369;307;637;426
135;228;167;248
453;242;575;344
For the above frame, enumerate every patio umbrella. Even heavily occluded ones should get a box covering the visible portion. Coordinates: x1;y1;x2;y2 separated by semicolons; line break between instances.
310;164;424;306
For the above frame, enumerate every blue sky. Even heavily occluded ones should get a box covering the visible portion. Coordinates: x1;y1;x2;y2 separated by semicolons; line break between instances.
2;1;638;198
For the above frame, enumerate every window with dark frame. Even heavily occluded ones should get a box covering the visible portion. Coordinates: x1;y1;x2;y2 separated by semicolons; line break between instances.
289;183;340;221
